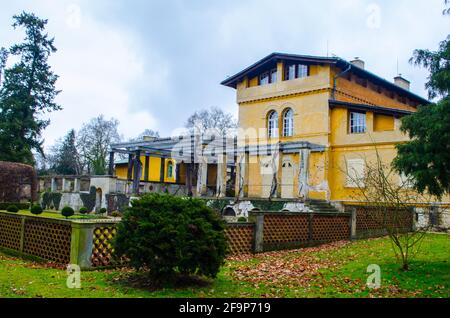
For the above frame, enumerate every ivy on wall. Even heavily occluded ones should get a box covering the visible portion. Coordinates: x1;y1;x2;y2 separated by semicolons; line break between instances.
80;186;96;212
105;193;130;213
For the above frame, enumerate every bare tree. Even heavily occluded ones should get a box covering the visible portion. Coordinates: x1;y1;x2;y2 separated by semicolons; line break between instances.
344;149;433;271
77;115;121;175
185;107;237;136
129;129;160;142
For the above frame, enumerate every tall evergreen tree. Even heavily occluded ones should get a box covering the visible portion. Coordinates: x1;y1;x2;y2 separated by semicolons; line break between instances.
50;129;81;175
0;12;61;164
393;10;450;198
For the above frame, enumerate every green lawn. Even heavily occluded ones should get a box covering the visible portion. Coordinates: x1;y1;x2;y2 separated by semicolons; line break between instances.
0;233;448;298
0;210;108;220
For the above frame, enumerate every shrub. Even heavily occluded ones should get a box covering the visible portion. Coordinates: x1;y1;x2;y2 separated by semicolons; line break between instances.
0;203;30;210
61;206;74;219
6;205;19;213
30;204;43;215
79;207;88;214
237;217;247;223
99;208;107;214
111;211;123;218
114;193;227;283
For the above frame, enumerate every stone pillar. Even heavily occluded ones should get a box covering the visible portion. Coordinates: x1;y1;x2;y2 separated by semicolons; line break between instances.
62;178;70;192
74;178;81;193
197;157;208;196
276;151;283;198
108;152;115;176
127;153;133;181
186;164;193;197
51;178;57;192
350;208;357;240
132;150;142;195
70;222;95;269
160;157;166;183
216;154;227;198
298;149;311;200
144;156;150;181
236;153;248;198
253;213;264;253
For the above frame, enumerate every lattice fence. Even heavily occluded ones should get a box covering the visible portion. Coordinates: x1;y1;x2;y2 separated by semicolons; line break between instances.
91;226;117;267
351;206;414;239
263;214;309;248
224;224;254;255
312;214;350;242
23;219;71;264
0;213;22;250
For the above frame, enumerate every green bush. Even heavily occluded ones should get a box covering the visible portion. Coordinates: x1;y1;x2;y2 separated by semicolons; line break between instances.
6;205;19;213
99;208;107;214
61;206;74;219
237;217;247;223
114;193;227;283
111;211;123;218
79;207;88;214
30;204;43;215
0;203;30;210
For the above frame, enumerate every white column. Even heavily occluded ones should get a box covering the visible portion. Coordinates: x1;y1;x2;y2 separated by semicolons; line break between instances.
51;178;57;192
74;178;81;192
62;178;68;192
197;157;208;196
298;149;311;200
216;154;227;198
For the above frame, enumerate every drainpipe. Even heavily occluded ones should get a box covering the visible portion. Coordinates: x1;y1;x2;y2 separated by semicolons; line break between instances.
332;63;352;100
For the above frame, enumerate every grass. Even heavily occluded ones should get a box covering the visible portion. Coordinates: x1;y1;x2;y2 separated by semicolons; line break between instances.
0;210;108;220
0;233;448;298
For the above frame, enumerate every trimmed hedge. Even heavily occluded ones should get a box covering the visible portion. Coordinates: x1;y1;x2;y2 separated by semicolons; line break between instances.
6;205;19;213
30;204;44;215
0;202;30;210
61;206;74;218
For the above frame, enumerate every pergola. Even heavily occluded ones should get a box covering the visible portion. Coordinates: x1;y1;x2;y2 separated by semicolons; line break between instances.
109;135;325;198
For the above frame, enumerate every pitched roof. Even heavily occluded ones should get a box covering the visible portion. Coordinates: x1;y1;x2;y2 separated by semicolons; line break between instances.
221;52;429;105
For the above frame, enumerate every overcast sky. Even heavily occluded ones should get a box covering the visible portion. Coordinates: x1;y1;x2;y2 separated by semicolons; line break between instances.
0;0;449;150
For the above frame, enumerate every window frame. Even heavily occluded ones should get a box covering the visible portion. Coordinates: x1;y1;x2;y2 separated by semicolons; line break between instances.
285;63;310;81
167;161;174;179
259;68;277;86
267;111;279;138
349;111;367;134
282;108;294;137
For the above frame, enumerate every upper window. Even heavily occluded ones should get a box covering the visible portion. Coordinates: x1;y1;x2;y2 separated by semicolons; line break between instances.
349;112;367;134
167;161;173;179
259;68;277;86
268;111;279;138
283;108;294;137
285;64;309;81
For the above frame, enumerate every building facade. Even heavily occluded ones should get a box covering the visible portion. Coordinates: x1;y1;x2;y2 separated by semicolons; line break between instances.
221;53;433;203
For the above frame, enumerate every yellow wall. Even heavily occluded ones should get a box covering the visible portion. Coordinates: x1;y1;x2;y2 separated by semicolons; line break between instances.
373;114;395;132
115;156;177;183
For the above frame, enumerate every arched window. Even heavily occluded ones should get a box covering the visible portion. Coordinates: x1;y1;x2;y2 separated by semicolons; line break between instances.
167;161;173;178
283;108;294;137
268;111;279;138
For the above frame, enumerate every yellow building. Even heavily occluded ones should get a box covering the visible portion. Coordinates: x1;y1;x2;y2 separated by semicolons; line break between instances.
115;157;177;184
221;53;433;203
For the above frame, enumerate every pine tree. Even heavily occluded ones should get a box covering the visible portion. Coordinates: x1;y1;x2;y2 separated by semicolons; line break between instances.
50;129;81;175
0;12;61;164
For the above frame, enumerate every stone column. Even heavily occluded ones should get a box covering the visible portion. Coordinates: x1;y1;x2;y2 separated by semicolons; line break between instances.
216;154;227;198
276;151;283;198
70;222;95;269
253;213;264;253
127;153;133;181
51;178;57;192
298;149;311;200
197;157;208;196
132;150;142;195
74;178;81;193
62;178;70;192
236;153;248;198
350;208;357;240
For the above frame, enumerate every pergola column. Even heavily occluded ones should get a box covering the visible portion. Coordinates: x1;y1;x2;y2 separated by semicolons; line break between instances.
132;150;142;195
74;178;81;192
299;149;311;200
51;178;57;192
236;151;249;198
127;153;133;181
197;156;208;196
276;150;283;198
216;154;227;198
160;157;166;183
144;156;150;181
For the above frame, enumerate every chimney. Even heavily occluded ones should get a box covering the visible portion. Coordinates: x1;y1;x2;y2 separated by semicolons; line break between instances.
394;74;410;91
350;57;365;69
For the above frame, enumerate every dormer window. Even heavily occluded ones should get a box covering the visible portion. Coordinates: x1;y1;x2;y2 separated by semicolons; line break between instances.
259;68;277;86
285;63;309;81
